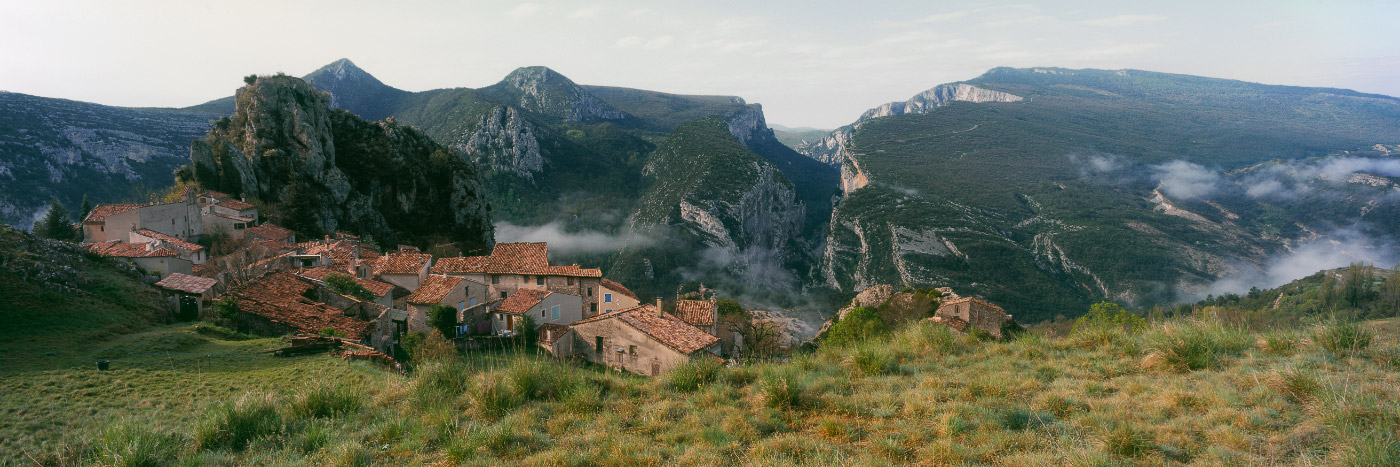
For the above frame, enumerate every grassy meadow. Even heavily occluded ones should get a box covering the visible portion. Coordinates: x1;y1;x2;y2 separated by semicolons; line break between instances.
15;314;1399;466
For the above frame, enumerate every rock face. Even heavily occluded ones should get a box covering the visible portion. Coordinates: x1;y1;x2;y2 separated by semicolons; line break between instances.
462;106;546;178
483;66;627;122
798;83;1024;167
0;92;213;228
189;74;493;250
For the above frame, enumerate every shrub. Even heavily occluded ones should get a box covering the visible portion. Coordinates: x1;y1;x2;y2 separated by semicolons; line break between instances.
668;358;722;391
324;273;375;301
1315;321;1372;355
1102;424;1154;457
91;421;181;467
428;304;459;339
291;383;362;419
1142;320;1249;372
824;307;889;347
195;392;283;450
1073;302;1147;335
852;346;898;375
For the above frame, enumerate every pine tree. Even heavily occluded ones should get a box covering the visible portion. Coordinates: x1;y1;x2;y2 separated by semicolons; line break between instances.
78;195;92;223
35;198;78;241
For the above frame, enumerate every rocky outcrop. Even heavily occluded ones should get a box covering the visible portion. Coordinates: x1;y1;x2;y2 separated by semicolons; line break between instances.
189;74;493;250
798;83;1023;167
724;104;771;145
462;106;546;178
487;66;627;122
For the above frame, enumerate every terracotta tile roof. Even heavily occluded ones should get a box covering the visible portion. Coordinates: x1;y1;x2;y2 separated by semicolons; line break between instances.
495;289;552;314
601;278;638;301
544;265;603;278
132;229;205;253
214;213;254;222
192;263;219;277
538;323;571;343
244;223;294;242
430;255;490;274
372;252;431;276
938;297;1006;313
404;275;464;304
674;300;716;327
573;304;719;355
229;271;373;340
256;240;296;252
83;204;140;224
199;191;232;202
216;198;256;211
155;273;218;295
467;242;603;277
295;267;395;297
84;241;181;258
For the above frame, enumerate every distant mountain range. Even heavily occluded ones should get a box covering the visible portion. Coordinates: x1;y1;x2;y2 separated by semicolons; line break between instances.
4;60;1398;322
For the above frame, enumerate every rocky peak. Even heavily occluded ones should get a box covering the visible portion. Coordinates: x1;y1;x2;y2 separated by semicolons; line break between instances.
485;66;627;122
723;104;775;146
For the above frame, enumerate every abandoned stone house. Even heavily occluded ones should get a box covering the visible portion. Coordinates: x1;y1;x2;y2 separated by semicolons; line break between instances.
295;267;397;309
491;288;584;335
431;242;604;317
673;299;719;336
566;303;721;376
153;273;219;321
932;297;1011;338
222;270;376;343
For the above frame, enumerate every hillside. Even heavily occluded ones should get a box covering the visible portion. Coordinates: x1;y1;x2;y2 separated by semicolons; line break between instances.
188;74;493;250
0;92;215;228
813;67;1400;321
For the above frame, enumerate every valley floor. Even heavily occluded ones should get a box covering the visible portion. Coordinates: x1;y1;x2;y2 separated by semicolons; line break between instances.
6;316;1398;465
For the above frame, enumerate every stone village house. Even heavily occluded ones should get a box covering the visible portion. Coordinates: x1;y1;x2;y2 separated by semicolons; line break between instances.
490;288;584;335
565;303;721;376
431;242;604;318
931;297;1011;339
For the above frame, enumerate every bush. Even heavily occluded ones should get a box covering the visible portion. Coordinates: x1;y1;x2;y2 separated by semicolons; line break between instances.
824;307;889;347
668;358;722;391
1142;320;1249;372
1315;321;1373;355
428;304;459;339
324;273;374;301
195;392;283;450
91;421;182;466
1073;302;1147;335
291;383;362;419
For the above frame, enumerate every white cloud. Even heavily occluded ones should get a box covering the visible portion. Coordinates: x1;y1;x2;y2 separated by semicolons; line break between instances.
495;222;652;255
644;35;674;50
1078;14;1167;27
1199;226;1397;297
505;3;542;19
567;6;600;20
1153;160;1222;199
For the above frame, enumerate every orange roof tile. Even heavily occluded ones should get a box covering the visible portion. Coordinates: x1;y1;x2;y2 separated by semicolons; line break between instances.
404;275;464;304
372;252;431;276
295;267;395;297
430;255;490;274
244;223;294;242
601;278;638;301
674;300;716;327
573;304;719;355
538;323;571;343
229;271;373;339
216;198;255;211
83;204;140;224
84;241;181;258
495;289;552;314
132;229;204;253
474;242;602;277
155;273;218;294
199;190;232;201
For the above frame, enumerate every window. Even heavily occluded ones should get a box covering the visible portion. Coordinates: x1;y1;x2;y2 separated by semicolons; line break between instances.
604;293;613;303
459;301;465;311
551;305;559;320
587;287;593;297
628;345;637;356
590;303;597;313
605;309;612;313
491;276;499;285
536;276;544;286
541;309;546;317
234;223;244;230
524;275;531;284
567;277;574;286
469;297;476;307
595;336;603;353
500;291;507;299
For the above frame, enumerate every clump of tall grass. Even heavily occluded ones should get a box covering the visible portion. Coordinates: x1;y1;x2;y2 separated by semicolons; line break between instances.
1314;321;1372;355
194;392;283;451
412;361;472;405
851;345;899;375
467;373;520;418
1258;330;1300;355
1267;368;1321;404
667;358;723;391
90;420;182;466
290;383;362;419
1141;319;1249;372
892;322;960;355
760;370;810;410
1101;424;1155;457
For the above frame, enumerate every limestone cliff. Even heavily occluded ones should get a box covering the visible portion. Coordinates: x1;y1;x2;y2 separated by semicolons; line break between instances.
188;74;493;250
480;66;628;123
462;106;546;179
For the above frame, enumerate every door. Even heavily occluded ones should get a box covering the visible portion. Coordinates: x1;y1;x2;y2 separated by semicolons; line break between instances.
651;360;660;376
507;315;515;331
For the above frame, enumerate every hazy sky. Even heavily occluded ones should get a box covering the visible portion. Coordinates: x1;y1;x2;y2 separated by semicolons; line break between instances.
2;0;1396;128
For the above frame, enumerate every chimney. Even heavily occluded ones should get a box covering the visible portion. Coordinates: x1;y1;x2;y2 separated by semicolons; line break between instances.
656;298;663;317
